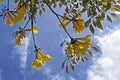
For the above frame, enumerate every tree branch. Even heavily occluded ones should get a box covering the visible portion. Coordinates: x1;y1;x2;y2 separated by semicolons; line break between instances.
44;0;72;39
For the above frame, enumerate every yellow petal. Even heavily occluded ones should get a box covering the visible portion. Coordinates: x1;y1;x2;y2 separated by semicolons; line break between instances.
0;0;3;2
73;19;84;34
36;51;42;60
41;54;52;64
5;13;14;26
14;37;21;46
26;26;38;34
13;5;26;24
75;12;82;18
32;26;38;33
19;33;26;38
32;59;43;69
61;13;70;21
65;44;74;56
45;55;52;61
12;13;24;24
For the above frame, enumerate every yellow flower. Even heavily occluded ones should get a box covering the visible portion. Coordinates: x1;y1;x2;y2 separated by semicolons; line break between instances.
59;12;85;34
14;36;21;46
13;4;26;23
32;59;42;69
14;33;26;46
32;50;52;69
65;35;91;57
25;26;39;34
5;3;26;26
0;0;3;2
73;19;84;34
5;13;14;26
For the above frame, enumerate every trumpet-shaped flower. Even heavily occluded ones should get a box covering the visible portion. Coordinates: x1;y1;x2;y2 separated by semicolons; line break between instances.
5;3;26;26
65;35;91;57
59;12;85;34
32;50;52;69
5;13;14;26
14;33;26;46
14;27;26;46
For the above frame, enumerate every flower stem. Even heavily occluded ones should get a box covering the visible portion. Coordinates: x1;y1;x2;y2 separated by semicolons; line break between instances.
30;0;37;48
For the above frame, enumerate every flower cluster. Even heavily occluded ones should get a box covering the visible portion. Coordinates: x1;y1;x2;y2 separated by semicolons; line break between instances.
5;3;26;26
32;49;52;69
65;35;91;59
14;26;38;46
59;11;85;34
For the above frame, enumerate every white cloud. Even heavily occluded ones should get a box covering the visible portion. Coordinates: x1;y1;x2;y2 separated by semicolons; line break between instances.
0;70;3;80
69;76;76;80
87;29;120;80
13;36;30;69
50;72;66;80
44;70;76;80
42;65;51;75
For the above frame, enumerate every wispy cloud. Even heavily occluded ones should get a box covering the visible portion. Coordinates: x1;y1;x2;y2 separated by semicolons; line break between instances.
50;71;66;80
49;72;76;80
42;65;51;75
87;29;120;80
13;35;30;69
69;76;76;80
0;70;3;80
42;66;76;80
41;65;66;80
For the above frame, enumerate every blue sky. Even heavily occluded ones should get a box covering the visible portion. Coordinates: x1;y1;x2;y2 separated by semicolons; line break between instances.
0;1;120;80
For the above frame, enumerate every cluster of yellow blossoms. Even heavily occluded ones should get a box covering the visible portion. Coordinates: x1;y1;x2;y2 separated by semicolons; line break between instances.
14;26;38;46
65;35;91;58
59;11;85;34
5;3;26;26
32;49;52;69
0;0;3;2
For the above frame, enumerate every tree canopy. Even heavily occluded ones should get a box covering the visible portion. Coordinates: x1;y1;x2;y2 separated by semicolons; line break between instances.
0;0;120;73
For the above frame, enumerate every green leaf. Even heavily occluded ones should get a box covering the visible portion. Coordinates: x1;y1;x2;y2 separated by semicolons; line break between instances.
96;14;105;21
107;15;112;23
88;50;93;57
111;5;120;12
39;10;42;16
89;24;94;34
101;1;108;5
104;2;111;11
85;19;90;27
71;60;76;64
84;56;88;61
93;20;96;27
62;60;66;68
111;13;118;19
66;63;68;74
81;57;84;63
87;9;92;17
92;47;99;51
70;63;74;71
96;21;103;30
65;6;69;13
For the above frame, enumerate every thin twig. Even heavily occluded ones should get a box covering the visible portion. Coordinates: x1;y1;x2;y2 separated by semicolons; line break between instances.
44;0;72;39
30;0;37;48
24;17;31;29
7;0;9;10
11;0;30;13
